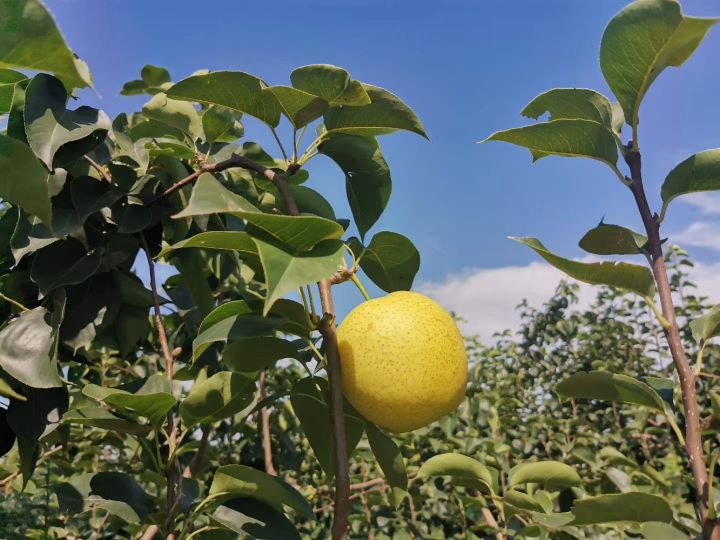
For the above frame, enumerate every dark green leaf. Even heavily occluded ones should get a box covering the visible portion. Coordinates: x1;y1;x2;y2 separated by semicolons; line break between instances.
212;498;301;540
319;134;390;238
223;337;298;372
6;386;68;441
142;93;202;140
579;222;647;255
690;305;720;344
351;232;420;292
660;149;720;219
366;422;408;507
504;489;545;513
63;405;151;434
192;312;282;360
556;371;666;411
180;371;256;425
202;105;244;143
267;86;327;129
172;173;258;218
0;69;27;114
24;74;110;168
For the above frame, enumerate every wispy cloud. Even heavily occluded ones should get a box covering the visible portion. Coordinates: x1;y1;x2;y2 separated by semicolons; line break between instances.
679;193;720;215
673;221;720;251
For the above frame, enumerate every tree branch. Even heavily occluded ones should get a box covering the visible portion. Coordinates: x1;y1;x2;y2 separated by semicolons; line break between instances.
140;234;180;540
625;148;719;539
259;371;277;476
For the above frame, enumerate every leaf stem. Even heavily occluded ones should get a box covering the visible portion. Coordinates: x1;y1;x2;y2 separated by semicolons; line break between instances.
350;274;371;301
270;127;289;163
0;292;29;312
695;342;707;377
644;296;671;329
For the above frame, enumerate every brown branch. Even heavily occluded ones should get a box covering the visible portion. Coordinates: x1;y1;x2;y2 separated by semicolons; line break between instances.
350;477;385;491
138;525;159;540
141;234;180;540
269;168;349;539
156;153;294;201
259;371;277;476
83;155;112;183
625;149;719;539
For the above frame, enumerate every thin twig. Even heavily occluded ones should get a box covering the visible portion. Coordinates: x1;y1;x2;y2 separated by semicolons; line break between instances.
0;292;29;312
83;155;112;183
259;371;277;476
140;233;180;540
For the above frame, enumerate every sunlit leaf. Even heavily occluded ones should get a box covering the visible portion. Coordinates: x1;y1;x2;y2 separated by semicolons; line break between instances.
556;371;666;411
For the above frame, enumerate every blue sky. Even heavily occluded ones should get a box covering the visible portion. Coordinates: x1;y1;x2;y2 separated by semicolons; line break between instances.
45;0;720;335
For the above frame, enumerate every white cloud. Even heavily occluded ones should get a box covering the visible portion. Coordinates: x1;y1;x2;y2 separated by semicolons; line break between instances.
420;258;720;340
672;221;720;251
680;193;720;215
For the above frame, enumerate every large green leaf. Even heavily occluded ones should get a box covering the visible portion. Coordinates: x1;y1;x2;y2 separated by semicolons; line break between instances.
62;405;151;434
556;371;666;411
0;134;53;225
253;237;345;314
167;71;281;127
202;105;244;143
350;232;420;293
504;490;546;514
172;174;259;218
579;222;647;255
179;371;256;425
690;305;720;344
31;241;103;296
483;119;619;169
267;86;327;129
52;472;154;524
366;422;408;507
6;386;68;441
159;231;258;260
141;93;202;141
83;374;176;426
570;492;672;525
417;453;494;493
209;464;312;518
324;85;427;138
211;498;301;540
242;213;344;252
24;74;110;168
641;522;688;540
223;337;299;372
0;69;27;114
600;0;718;128
660;149;720;218
111;114;149;172
511;237;656;297
508;461;582;489
521;88;617;129
319;133;390;238
192;312;283;360
0;306;63;388
0;0;92;89
290;64;369;106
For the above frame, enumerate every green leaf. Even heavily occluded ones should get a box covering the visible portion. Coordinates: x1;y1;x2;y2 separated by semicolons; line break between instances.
0;375;26;402
53;472;154;523
242;213;344;252
209;464;312;518
690;305;720;344
141;93;202;141
159;231;258;259
366;422;408;507
24;74;110;168
223;337;299;372
202;105;244;143
483;119;619;170
290;64;347;102
290;389;365;479
0;69;27;114
508;461;582;489
417;453;494;493
319;133;390;238
504;489;546;513
63;405;151;434
0;134;53;225
180;371;256;425
324;85;427;138
511;237;656;297
660;149;720;219
0;0;92;89
167;71;281;128
0;409;16;457
6;386;68;441
267;86;327;129
31;241;103;296
579;222;647;255
570;492;672;525
192;312;282;360
600;0;718;128
112;114;149;172
141;64;171;87
198;301;254;333
253;237;344;314
172;173;259;218
0;306;63;388
556;371;666;411
641;522;687;540
212;498;301;540
84;375;176;426
521;88;616;129
350;232;420;292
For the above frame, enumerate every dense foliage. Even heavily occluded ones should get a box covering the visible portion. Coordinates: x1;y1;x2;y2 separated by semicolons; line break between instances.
2;0;720;539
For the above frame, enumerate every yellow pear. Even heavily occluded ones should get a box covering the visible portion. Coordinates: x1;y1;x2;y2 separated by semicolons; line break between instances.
337;291;468;432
